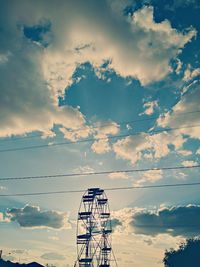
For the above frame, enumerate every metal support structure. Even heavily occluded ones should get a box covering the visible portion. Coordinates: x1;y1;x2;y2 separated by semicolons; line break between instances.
74;188;118;267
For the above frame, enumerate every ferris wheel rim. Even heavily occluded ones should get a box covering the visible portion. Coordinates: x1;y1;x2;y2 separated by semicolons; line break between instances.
76;188;113;266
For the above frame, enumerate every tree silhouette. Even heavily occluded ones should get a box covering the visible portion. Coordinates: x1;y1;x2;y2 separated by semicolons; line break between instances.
163;238;200;267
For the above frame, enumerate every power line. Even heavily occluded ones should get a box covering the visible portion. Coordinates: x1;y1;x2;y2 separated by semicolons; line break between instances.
0;124;199;153
0;165;199;181
0;181;200;197
0;109;200;143
131;224;200;228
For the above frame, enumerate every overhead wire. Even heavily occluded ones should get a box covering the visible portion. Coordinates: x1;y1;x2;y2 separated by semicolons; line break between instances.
0;109;199;143
0;164;199;181
0;124;199;153
1;181;200;197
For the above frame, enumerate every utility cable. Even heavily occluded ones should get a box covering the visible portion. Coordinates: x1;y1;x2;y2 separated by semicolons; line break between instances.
0;124;199;153
0;109;199;143
0;165;199;181
0;181;200;197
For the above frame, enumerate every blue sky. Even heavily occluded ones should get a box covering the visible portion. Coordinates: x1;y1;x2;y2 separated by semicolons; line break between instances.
0;0;200;266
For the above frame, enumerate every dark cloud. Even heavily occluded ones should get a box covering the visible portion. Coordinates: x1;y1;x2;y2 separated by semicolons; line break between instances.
41;252;65;261
131;205;200;237
7;205;67;229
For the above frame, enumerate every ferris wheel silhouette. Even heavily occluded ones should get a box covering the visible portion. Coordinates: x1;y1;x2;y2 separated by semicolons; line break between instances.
74;188;118;267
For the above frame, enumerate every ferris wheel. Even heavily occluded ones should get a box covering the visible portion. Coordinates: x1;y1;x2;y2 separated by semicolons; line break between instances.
74;188;118;267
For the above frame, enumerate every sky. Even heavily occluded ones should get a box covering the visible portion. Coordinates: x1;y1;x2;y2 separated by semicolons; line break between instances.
0;0;200;266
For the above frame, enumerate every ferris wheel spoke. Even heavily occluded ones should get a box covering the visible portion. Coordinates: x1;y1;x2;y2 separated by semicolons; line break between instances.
75;188;116;267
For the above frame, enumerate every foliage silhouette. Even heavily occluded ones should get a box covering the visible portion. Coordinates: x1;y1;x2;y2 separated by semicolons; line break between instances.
0;259;44;267
163;238;200;267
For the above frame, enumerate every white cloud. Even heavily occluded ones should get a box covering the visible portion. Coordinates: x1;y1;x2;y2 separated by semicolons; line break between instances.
42;5;196;91
108;172;130;179
196;148;200;154
134;169;163;186
142;101;158;115
113;135;146;164
157;85;200;140
148;132;184;158
183;64;200;81
94;121;120;136
182;160;198;167
0;6;88;138
91;120;120;154
177;149;193;156
59;125;92;141
113;132;185;164
91;138;111;154
175;58;183;74
0;1;196;138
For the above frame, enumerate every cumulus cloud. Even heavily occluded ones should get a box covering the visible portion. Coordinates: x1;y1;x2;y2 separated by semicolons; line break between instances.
113;205;200;237
182;160;198;167
7;205;69;229
113;134;150;164
133;169;163;186
59;125;92;141
113;132;185;164
0;0;196;139
183;64;200;81
142;100;158;115
0;1;196;139
0;4;88;138
91;138;111;154
94;121;120;136
177;150;193;156
91;121;120;154
175;58;183;74
42;4;196;91
157;85;200;140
